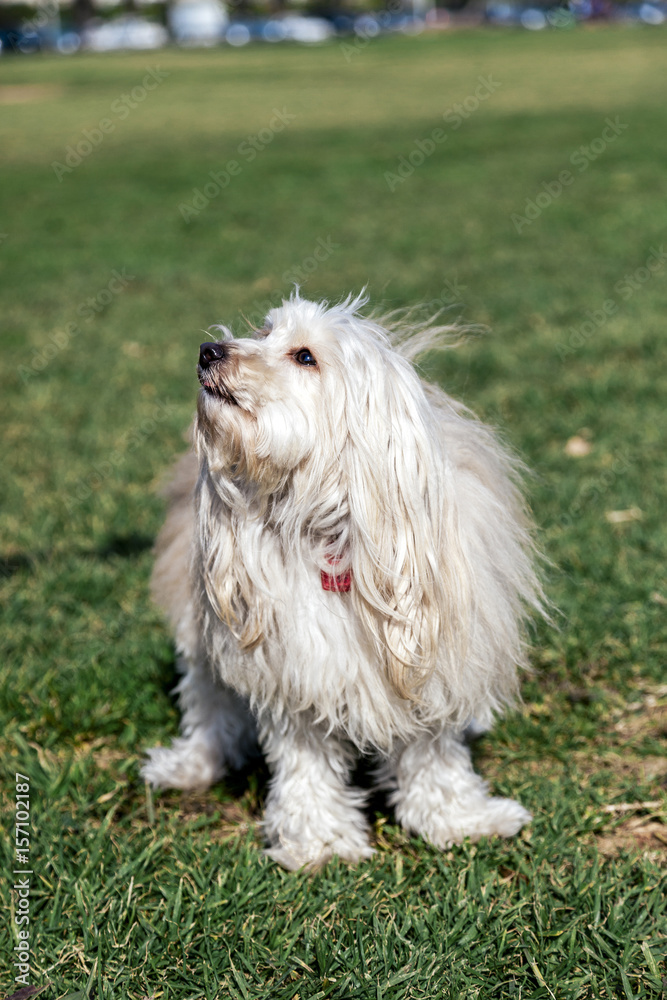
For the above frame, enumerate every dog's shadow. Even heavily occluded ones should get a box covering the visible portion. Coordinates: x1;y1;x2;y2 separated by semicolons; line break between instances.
180;746;394;828
0;532;154;578
98;533;155;560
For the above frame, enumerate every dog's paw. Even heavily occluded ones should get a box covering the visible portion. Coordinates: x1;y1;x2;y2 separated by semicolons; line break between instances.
418;796;532;849
475;797;532;839
141;737;225;791
265;837;375;872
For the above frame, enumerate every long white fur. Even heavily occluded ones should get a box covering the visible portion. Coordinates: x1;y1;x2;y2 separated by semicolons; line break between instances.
142;294;544;870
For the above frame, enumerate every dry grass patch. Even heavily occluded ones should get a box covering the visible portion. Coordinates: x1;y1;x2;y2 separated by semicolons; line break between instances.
597;814;667;860
0;84;65;104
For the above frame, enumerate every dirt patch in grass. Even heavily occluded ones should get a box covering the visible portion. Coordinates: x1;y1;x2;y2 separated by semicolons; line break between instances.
611;699;667;742
596;815;667;859
176;791;260;841
0;84;65;104
571;749;667;784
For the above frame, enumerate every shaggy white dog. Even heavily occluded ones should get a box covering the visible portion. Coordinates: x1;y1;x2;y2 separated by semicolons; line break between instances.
142;294;544;870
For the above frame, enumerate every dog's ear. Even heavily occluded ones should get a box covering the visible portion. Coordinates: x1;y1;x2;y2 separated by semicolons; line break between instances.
341;355;471;701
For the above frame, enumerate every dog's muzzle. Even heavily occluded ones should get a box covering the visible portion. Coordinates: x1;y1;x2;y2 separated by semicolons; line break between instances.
199;342;226;369
198;341;238;403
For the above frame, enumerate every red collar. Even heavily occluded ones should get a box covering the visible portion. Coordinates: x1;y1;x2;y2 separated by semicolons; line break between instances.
321;556;352;593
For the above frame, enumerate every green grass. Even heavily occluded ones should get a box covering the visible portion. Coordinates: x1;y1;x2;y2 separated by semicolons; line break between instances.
1;27;666;1000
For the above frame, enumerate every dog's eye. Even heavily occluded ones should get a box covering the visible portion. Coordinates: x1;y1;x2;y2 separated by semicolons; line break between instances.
293;348;317;367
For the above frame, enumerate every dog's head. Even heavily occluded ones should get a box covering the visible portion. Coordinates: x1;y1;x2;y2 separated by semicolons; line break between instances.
195;295;439;492
196;297;344;491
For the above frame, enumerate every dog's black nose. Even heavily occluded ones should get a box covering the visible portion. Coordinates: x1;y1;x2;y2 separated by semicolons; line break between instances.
199;342;226;369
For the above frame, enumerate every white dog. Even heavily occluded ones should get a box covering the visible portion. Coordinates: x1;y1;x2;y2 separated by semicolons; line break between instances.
142;294;544;870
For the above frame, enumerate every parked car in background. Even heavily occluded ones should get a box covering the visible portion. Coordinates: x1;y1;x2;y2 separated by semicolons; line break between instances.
82;15;168;51
169;0;228;46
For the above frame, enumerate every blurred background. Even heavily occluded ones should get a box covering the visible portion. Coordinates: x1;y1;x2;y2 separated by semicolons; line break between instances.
1;5;666;996
0;0;666;55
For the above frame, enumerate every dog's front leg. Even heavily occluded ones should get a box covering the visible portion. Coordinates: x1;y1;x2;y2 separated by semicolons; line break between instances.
383;730;531;849
141;654;257;791
260;716;374;871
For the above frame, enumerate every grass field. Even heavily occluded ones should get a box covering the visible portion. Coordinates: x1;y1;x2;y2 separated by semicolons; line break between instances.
1;26;666;1000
